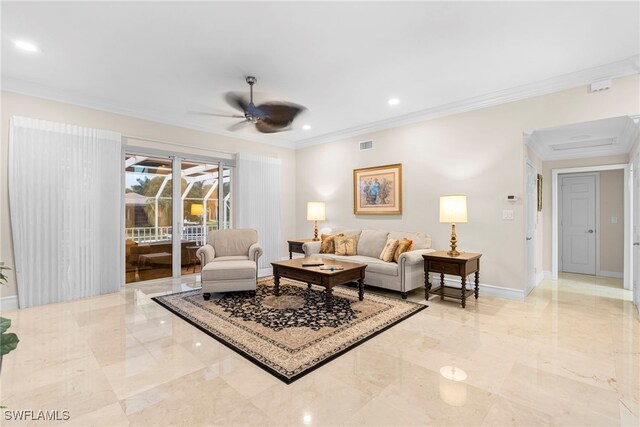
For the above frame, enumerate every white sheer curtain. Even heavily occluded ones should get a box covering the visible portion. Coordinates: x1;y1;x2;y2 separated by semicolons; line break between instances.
237;153;281;269
9;117;122;308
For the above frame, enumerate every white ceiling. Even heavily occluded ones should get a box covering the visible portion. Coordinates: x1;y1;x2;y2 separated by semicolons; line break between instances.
526;116;640;161
2;1;639;149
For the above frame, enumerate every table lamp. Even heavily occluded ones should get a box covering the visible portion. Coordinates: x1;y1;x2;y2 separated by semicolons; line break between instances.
307;201;326;241
439;195;467;257
190;203;204;216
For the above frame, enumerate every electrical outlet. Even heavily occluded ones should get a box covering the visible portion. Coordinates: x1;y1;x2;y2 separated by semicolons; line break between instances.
502;210;514;220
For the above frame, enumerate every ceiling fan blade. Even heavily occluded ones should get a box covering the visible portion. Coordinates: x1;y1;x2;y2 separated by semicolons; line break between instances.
225;92;250;113
258;103;306;126
255;119;289;134
189;111;245;119
227;120;250;132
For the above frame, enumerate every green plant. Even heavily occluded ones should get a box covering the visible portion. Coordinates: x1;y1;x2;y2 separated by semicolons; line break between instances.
0;317;18;356
0;265;19;357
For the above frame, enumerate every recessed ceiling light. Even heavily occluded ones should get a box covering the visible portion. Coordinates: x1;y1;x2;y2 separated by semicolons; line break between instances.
388;98;400;106
13;40;39;53
302;124;311;130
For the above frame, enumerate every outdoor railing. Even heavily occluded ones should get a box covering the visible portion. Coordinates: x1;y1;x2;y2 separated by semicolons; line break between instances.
125;223;230;244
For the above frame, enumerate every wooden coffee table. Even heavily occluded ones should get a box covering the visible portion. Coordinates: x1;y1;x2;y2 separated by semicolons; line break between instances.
271;258;367;307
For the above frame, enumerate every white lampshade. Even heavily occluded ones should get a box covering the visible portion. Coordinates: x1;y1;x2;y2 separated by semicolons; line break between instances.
190;203;204;216
307;201;326;221
439;195;468;223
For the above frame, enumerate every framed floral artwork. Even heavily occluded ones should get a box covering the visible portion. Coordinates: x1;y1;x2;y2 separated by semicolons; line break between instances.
353;163;402;215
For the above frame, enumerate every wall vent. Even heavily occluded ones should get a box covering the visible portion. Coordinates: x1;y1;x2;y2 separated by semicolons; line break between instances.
590;79;612;92
359;140;374;151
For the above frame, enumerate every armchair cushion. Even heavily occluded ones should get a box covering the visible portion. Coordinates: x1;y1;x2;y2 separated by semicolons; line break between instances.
212;255;249;262
208;229;258;257
202;260;256;281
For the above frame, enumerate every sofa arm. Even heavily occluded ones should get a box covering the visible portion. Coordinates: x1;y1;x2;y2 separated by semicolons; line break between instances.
248;243;263;264
196;244;215;266
398;249;434;265
302;241;321;256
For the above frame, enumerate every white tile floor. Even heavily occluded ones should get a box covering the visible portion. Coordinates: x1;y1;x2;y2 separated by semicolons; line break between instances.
1;273;638;426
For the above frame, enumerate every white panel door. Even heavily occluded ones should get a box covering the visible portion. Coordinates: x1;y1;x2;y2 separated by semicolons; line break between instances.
561;174;597;275
526;162;537;293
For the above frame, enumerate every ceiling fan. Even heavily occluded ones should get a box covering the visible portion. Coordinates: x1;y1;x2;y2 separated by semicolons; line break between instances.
199;76;306;134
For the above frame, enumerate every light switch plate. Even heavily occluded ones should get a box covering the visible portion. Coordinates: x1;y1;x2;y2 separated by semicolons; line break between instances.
502;210;514;220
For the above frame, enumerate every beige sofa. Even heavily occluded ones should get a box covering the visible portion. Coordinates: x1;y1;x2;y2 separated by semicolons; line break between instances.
303;229;434;299
196;229;263;299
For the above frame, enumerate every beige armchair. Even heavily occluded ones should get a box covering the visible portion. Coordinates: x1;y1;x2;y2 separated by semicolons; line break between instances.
196;228;263;300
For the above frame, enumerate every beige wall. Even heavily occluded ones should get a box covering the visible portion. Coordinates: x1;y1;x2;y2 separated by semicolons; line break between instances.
541;155;628;273
599;170;625;273
0;91;297;298
295;75;640;292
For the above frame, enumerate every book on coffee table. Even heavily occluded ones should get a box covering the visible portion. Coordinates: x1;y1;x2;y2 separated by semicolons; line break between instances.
301;260;324;267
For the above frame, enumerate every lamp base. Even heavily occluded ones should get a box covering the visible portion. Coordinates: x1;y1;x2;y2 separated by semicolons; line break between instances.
312;221;320;241
447;223;460;257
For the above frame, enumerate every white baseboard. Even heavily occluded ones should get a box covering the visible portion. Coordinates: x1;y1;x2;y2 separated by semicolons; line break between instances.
441;277;525;302
597;270;624;279
1;295;19;311
535;271;544;286
543;271;554;280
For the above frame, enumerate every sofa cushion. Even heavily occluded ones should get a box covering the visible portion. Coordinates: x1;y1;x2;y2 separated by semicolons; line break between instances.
208;229;258;257
212;255;250;262
334;235;357;255
357;229;389;258
379;238;399;262
314;253;398;276
202;260;256;281
388;231;431;250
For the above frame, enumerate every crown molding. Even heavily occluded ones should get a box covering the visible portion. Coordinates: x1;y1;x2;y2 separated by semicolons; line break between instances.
1;77;297;150
295;55;640;149
3;56;638;152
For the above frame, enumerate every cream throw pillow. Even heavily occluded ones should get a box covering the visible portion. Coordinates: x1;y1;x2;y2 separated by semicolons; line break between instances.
334;235;357;256
379;238;399;262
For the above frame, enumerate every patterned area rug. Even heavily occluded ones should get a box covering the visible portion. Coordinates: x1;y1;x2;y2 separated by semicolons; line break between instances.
152;276;426;383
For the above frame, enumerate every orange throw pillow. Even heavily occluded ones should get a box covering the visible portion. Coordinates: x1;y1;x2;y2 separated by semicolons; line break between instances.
320;233;343;254
393;238;414;263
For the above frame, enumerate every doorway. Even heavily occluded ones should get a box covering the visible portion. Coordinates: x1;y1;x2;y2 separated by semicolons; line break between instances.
559;173;598;275
123;148;235;284
551;164;631;290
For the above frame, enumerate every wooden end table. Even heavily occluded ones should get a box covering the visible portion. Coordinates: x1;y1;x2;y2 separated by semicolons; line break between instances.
423;251;482;308
271;258;366;308
287;239;316;259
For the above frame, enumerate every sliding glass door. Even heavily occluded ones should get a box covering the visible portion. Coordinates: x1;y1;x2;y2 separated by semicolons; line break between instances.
124;155;174;283
124;151;234;283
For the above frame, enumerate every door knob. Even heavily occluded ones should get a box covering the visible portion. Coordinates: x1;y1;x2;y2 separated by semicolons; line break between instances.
586;229;594;233
526;237;532;241
634;242;640;246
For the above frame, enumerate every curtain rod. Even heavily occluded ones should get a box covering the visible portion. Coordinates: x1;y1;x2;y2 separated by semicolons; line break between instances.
122;134;237;156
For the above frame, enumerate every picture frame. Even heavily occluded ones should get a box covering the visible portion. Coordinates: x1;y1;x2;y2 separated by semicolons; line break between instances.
537;173;543;212
353;163;402;215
